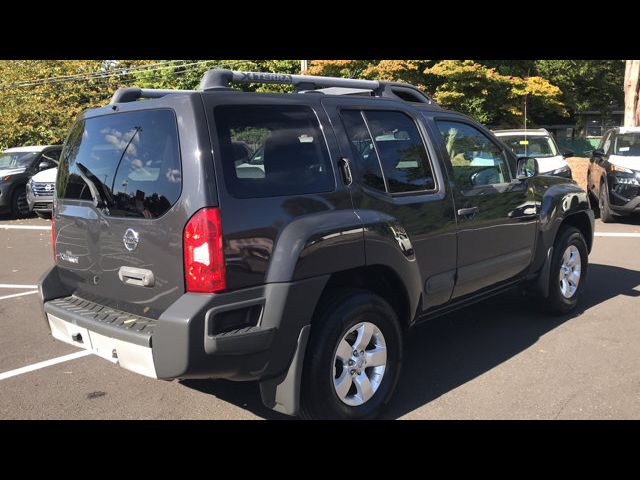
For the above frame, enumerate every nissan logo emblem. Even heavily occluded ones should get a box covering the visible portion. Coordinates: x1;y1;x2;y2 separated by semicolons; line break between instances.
123;228;139;252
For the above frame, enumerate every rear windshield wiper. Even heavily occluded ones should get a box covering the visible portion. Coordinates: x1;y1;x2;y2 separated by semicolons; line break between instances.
76;162;114;210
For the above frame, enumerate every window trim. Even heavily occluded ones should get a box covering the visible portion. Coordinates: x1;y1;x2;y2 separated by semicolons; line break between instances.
433;116;514;186
339;107;440;197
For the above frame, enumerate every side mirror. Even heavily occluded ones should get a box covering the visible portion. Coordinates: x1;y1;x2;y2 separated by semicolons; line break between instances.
516;156;539;179
562;149;575;158
592;148;605;158
38;161;53;170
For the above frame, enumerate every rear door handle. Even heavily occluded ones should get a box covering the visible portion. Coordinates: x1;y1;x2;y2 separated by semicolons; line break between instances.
457;206;479;218
338;157;353;186
118;266;155;287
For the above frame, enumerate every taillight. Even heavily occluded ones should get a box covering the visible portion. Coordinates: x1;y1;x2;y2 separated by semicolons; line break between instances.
183;207;226;293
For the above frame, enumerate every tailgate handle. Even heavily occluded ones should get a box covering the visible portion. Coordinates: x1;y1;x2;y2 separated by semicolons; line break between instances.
118;266;155;287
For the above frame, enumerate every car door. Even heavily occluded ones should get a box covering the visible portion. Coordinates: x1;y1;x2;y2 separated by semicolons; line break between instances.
428;116;538;298
589;130;613;196
322;98;458;310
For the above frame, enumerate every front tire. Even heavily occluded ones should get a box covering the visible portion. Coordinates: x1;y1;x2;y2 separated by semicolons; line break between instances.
300;289;403;420
598;181;616;223
546;226;588;315
10;187;30;219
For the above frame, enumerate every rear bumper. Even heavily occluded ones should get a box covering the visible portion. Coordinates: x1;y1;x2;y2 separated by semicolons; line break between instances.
39;266;328;383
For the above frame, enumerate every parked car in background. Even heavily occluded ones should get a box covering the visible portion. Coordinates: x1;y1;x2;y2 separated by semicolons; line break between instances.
0;145;61;218
587;127;640;223
493;129;574;178
26;166;57;219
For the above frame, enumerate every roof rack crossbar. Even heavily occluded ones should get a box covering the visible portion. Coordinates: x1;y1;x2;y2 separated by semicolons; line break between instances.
198;69;435;104
199;69;381;93
110;87;195;105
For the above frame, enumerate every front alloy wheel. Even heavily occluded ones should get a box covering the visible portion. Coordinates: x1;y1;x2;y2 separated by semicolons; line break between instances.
559;245;581;299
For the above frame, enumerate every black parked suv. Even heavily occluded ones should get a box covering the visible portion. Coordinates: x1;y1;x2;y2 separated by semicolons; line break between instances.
0;145;61;218
587;127;640;223
39;70;594;419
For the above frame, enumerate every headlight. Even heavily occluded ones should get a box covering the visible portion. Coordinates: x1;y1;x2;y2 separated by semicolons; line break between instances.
610;164;633;174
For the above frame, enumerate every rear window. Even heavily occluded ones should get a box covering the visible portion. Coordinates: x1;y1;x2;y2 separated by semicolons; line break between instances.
214;105;334;198
57;109;182;219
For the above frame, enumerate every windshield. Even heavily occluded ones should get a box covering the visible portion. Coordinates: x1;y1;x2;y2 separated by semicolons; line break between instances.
499;135;559;158
0;151;38;169
613;133;640;156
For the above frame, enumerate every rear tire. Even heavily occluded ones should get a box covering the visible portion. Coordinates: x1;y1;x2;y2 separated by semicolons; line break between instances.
545;226;588;315
300;289;403;420
10;187;29;219
598;181;616;223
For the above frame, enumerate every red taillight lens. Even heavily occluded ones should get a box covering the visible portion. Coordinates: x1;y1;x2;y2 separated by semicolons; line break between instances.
183;207;226;293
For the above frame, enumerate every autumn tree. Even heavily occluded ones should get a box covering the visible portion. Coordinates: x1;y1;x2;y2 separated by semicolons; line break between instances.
0;60;151;149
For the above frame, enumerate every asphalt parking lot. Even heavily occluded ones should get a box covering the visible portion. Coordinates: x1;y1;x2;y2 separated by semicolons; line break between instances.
1;213;640;420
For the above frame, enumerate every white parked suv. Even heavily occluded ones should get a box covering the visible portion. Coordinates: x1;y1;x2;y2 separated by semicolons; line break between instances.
493;128;574;178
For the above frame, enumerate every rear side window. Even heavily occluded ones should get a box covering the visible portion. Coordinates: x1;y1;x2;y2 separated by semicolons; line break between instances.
214;105;334;198
57;109;182;219
341;109;435;194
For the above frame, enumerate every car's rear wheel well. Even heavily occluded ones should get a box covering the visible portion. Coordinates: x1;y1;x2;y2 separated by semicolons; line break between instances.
560;212;593;252
316;265;411;329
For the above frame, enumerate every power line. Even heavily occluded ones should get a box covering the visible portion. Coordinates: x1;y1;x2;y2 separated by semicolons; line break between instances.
0;60;255;100
0;60;190;89
0;59;255;90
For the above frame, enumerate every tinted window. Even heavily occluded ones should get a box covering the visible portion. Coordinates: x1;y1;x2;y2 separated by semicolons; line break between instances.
340;110;386;191
0;151;38;169
498;135;559;157
57;109;182;219
215;105;334;198
437;120;510;189
363;110;434;193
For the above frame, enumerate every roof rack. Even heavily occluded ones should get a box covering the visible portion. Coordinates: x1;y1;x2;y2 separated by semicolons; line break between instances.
198;69;436;105
109;69;437;106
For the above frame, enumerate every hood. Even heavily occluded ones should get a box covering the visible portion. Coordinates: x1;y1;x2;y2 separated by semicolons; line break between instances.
31;167;58;183
609;155;640;172
0;167;26;177
534;155;567;174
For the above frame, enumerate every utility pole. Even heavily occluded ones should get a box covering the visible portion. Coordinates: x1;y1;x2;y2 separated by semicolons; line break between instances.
301;60;308;74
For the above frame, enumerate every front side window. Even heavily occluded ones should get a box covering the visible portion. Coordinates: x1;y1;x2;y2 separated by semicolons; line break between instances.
57;109;182;219
437;120;510;189
215;105;334;198
341;109;435;194
0;151;38;169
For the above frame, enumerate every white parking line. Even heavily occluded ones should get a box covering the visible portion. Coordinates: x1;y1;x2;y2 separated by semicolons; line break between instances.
0;290;38;301
0;350;92;381
0;284;39;289
595;232;640;238
0;225;51;230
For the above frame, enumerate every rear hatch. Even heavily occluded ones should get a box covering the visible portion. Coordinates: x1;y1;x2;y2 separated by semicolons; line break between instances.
54;108;185;319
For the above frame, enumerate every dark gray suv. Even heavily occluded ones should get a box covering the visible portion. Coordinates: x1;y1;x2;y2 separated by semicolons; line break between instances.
39;70;594;419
